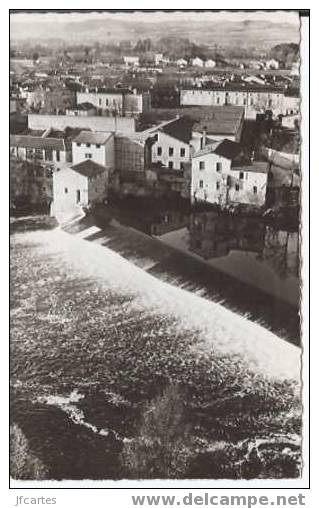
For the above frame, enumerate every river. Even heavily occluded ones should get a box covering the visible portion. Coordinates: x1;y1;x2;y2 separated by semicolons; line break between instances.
10;215;301;480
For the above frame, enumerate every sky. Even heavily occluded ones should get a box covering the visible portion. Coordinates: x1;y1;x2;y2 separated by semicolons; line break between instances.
10;10;300;27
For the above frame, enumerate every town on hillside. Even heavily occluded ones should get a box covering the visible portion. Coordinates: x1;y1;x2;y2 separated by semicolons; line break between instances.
10;21;300;228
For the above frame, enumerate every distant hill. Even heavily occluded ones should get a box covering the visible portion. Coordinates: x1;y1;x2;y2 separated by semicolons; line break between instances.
10;15;300;50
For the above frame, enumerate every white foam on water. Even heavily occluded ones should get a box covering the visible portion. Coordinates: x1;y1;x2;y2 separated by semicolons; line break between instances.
37;390;122;439
15;228;301;383
75;226;102;239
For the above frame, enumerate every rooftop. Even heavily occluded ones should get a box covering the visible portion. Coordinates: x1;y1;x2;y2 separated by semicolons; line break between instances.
214;139;243;160
182;83;285;94
79;87;133;95
160;116;195;144
71;159;107;178
193;107;244;136
10;134;65;151
72;102;96;111
231;161;269;174
193;139;242;161
73;130;113;145
139;106;245;127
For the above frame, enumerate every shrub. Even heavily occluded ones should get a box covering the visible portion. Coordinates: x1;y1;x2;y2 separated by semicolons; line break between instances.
121;384;191;478
10;424;48;480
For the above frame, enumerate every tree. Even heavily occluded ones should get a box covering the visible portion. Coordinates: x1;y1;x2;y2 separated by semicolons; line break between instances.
10;424;48;480
32;52;39;64
121;384;191;478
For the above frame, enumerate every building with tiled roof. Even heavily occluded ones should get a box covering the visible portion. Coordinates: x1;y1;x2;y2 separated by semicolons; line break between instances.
191;138;269;207
72;131;115;171
180;84;298;119
76;87;151;117
71;159;108;178
10;132;71;165
151;116;195;171
52;159;109;218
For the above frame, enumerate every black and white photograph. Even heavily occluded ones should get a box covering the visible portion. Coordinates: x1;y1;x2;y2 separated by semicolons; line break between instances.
9;9;308;485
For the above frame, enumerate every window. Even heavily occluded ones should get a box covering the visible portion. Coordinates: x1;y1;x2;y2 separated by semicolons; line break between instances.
180;162;184;170
98;98;102;106
96;144;101;149
168;161;173;169
199;161;205;170
105;99;109;106
35;148;43;160
45;149;53;161
157;146;162;156
85;153;92;159
216;182;220;190
76;142;81;147
76;190;81;203
56;150;60;162
235;184;240;191
199;180;204;188
64;187;68;194
239;171;244;180
86;143;91;148
169;147;174;156
216;162;222;172
180;148;185;157
253;186;258;194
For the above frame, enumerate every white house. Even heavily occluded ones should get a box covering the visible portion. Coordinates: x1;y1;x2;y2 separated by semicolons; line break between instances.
151;117;194;170
124;56;140;67
192;57;204;67
176;58;188;67
72;131;115;171
283;91;299;116
52;159;109;217
266;59;280;70
10;133;71;167
191;139;268;207
77;89;150;116
180;86;285;118
204;59;216;68
155;53;169;65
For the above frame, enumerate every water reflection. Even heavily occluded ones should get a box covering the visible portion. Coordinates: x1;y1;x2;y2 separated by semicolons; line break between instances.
150;210;299;307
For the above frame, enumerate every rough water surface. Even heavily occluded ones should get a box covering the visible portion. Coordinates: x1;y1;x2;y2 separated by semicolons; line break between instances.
10;217;302;480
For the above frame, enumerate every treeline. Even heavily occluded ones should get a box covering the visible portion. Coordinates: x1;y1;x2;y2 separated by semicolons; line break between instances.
269;43;299;66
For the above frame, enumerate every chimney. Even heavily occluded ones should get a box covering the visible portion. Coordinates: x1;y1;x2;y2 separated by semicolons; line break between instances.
202;126;207;148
